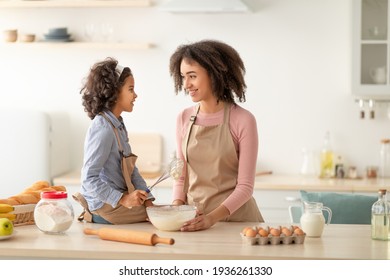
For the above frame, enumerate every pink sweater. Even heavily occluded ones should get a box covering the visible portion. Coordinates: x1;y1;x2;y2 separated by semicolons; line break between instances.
173;104;259;215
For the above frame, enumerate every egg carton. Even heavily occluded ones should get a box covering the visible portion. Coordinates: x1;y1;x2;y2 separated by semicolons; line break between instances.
240;232;306;245
240;224;306;245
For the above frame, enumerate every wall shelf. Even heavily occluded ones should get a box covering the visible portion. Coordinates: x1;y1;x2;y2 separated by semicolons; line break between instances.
0;41;154;50
0;0;152;8
0;1;155;49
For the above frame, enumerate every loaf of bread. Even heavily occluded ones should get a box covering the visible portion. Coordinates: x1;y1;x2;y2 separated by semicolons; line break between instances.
0;180;67;205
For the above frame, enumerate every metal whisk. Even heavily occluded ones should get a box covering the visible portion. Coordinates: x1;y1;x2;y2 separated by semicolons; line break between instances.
146;171;171;193
146;152;183;193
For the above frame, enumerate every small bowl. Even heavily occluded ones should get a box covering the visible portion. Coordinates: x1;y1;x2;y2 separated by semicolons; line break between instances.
146;205;197;231
20;34;35;43
3;29;17;43
47;27;68;36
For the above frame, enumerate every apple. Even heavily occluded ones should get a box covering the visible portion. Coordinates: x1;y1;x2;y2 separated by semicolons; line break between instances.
0;218;13;236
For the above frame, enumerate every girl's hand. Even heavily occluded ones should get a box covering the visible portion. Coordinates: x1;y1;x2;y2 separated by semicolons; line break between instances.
144;199;154;207
119;190;148;208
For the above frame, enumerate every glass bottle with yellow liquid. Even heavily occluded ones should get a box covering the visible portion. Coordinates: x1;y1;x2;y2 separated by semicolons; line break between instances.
320;131;334;178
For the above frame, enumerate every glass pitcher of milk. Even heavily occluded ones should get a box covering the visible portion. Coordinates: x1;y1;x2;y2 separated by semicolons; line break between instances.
300;201;332;237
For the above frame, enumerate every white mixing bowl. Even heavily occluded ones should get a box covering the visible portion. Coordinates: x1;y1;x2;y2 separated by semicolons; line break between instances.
146;205;197;231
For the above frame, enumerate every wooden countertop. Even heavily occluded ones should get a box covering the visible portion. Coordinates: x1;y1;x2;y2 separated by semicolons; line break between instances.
0;221;389;260
53;170;390;193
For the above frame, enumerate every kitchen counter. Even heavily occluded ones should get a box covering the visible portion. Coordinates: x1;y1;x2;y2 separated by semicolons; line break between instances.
0;221;389;260
53;170;390;192
52;171;389;224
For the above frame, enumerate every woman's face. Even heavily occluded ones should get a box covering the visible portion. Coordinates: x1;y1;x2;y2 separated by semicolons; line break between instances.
112;76;137;117
180;59;213;103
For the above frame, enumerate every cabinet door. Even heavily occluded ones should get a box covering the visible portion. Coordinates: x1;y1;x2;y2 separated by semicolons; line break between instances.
352;0;390;100
253;190;301;224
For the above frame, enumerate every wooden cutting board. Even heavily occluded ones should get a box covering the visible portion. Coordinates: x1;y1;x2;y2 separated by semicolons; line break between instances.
128;133;163;174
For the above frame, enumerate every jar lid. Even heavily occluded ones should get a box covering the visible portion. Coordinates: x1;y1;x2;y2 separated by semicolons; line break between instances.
41;191;68;199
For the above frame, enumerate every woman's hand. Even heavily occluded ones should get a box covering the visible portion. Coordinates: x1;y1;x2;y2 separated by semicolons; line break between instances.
180;214;215;231
119;190;148;208
172;199;184;206
180;204;230;232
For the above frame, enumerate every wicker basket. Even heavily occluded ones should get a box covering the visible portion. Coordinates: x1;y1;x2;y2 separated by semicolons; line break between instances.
11;204;36;226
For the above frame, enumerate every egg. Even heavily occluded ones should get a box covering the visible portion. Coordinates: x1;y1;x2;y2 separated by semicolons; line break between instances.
269;228;281;236
242;226;253;235
258;229;269;237
281;228;292;236
294;228;305;236
245;228;257;237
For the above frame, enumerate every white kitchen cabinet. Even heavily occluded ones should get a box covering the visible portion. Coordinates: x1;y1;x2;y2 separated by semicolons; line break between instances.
253;190;301;224
352;0;390;100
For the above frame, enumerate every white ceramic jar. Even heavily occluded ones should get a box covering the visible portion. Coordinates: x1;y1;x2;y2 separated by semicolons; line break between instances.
34;191;74;234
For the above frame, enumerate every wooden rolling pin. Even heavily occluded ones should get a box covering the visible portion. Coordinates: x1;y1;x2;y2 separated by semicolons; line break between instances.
84;228;175;246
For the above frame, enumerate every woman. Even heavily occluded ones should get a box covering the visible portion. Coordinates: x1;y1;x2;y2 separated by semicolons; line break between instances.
169;39;264;231
75;57;154;224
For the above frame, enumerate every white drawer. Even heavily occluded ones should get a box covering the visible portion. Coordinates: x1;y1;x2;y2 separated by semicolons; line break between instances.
254;190;301;208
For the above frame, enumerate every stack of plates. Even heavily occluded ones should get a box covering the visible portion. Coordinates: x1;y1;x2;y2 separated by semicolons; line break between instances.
43;27;73;42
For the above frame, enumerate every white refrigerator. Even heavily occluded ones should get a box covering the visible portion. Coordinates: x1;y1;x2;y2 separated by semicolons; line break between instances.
0;109;70;197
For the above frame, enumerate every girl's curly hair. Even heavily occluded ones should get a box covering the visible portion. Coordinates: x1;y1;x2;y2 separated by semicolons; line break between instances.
80;57;132;119
169;39;246;103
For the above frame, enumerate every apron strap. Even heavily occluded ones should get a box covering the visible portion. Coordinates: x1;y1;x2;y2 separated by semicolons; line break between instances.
100;112;125;154
72;192;93;222
182;104;200;162
121;155;137;192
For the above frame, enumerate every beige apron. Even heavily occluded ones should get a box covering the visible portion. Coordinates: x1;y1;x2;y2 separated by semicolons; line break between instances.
73;113;147;224
182;104;263;222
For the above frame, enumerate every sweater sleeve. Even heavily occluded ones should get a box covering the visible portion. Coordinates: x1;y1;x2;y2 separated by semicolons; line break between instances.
172;110;188;203
221;107;259;215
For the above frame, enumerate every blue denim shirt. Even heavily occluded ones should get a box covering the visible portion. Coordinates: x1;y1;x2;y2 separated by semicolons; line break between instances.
81;111;153;211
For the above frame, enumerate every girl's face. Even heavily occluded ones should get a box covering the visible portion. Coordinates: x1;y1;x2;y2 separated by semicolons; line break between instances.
180;59;213;103
112;76;137;117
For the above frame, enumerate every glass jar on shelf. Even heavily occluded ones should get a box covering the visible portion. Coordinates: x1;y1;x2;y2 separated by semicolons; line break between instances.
379;138;390;178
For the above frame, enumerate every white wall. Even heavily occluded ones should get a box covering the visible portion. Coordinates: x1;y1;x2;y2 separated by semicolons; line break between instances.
0;0;389;178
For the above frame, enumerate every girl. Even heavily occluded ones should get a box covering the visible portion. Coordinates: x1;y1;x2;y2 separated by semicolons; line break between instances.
75;57;154;224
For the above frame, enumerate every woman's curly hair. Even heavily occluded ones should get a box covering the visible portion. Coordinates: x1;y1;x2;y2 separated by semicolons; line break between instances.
169;39;246;103
80;57;132;119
